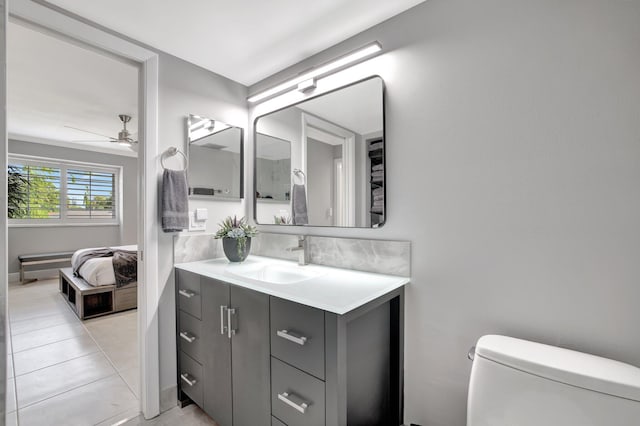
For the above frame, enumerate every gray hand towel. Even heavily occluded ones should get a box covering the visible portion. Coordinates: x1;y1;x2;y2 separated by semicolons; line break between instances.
162;169;189;232
291;184;308;225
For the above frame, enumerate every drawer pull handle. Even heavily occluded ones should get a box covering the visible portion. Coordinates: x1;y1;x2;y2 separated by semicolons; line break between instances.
179;331;196;343
227;308;237;339
277;329;307;346
220;305;228;335
180;373;197;387
278;392;309;414
178;289;196;299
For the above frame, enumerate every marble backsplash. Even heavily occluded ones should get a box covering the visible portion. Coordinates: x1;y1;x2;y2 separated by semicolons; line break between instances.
173;233;220;264
174;232;411;277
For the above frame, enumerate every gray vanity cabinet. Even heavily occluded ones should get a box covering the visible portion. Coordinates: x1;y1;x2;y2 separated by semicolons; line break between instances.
177;267;404;426
176;270;271;426
270;290;404;426
200;277;233;426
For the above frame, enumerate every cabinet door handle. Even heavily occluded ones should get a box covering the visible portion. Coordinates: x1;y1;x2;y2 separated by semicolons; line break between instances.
227;308;236;339
278;392;309;414
178;289;195;299
179;331;196;343
180;373;197;387
277;329;308;346
220;305;228;335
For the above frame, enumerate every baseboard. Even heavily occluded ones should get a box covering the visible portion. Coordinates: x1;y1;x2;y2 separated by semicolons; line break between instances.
160;385;178;413
8;267;60;283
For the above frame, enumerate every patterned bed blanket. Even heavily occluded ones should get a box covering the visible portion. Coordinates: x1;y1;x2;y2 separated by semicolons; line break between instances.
73;248;137;288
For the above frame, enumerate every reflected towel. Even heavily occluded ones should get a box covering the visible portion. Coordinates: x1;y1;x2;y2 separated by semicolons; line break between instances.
291;184;309;225
372;164;384;172
373;187;384;197
162;169;189;232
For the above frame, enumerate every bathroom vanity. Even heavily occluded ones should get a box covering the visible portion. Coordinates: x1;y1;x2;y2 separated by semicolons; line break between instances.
174;256;408;426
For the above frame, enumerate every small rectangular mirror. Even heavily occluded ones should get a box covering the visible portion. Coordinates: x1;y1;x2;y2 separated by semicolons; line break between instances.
254;76;384;227
187;114;243;199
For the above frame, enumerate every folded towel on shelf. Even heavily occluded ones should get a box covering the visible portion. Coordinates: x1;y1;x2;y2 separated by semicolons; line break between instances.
372;187;384;196
371;170;384;178
371;205;383;214
373;199;384;207
291;184;309;225
368;141;383;151
373;194;384;202
372;164;384;172
162;169;189;232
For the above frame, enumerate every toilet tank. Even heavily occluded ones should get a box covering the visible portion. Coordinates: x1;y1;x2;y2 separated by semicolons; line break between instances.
467;335;640;426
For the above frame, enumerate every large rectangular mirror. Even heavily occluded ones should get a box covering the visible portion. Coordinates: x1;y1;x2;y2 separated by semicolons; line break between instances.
254;76;384;227
188;114;243;199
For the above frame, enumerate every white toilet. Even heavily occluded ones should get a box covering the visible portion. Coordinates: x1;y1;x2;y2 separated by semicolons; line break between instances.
467;335;640;426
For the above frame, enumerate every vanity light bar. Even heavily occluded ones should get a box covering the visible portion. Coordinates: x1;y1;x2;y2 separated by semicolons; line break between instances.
247;41;382;104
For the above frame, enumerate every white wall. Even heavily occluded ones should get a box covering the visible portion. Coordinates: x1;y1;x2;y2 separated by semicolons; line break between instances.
7;139;138;274
188;146;241;198
156;52;247;398
307;138;334;226
249;1;640;425
0;0;7;419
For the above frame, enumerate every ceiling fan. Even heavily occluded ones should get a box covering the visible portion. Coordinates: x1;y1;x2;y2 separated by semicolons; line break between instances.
66;114;138;151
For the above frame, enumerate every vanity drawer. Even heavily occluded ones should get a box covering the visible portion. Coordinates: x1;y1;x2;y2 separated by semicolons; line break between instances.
271;357;325;426
272;416;287;426
177;270;202;319
179;352;203;407
271;297;325;379
178;311;202;363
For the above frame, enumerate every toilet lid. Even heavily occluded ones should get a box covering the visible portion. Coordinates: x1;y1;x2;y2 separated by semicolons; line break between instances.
475;335;640;402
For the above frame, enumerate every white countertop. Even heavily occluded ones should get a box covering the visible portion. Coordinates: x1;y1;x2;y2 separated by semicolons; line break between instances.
175;255;409;315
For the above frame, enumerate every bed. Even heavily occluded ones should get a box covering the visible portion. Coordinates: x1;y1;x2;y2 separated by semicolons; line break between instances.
59;245;138;319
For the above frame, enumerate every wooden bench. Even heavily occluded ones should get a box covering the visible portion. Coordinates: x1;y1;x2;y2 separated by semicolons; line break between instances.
19;251;75;284
59;267;137;320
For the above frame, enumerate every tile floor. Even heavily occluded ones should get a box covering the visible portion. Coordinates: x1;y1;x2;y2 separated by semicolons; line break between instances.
5;278;139;426
5;277;217;426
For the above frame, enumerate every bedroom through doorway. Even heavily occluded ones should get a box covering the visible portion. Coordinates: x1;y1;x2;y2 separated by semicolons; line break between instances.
5;19;142;425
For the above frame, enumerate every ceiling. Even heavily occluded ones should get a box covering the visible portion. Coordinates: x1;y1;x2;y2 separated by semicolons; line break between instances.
298;77;383;135
8;2;420;156
43;0;426;85
8;22;139;156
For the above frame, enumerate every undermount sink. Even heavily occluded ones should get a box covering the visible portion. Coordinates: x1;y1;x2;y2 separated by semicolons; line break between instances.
227;262;325;285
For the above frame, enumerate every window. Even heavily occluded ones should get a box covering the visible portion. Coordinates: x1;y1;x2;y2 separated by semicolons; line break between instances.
8;155;120;225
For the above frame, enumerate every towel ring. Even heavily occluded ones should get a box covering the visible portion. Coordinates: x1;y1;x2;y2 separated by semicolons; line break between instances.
161;147;188;171
292;168;306;183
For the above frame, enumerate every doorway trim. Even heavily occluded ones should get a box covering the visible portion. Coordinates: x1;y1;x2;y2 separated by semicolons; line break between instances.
301;112;356;226
7;0;160;418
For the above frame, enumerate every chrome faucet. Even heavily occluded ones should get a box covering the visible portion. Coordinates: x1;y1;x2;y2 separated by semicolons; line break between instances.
287;235;310;266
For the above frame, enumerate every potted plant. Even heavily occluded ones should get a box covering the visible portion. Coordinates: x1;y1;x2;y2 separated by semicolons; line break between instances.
215;216;258;262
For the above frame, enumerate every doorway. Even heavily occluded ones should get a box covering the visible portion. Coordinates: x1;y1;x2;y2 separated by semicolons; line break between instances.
2;1;160;423
5;19;142;425
301;113;356;226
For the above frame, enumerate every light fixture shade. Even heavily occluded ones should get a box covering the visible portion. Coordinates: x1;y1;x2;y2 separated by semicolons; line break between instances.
248;41;382;103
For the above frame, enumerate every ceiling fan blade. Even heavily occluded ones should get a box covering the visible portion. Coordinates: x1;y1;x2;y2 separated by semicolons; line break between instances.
65;125;116;140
